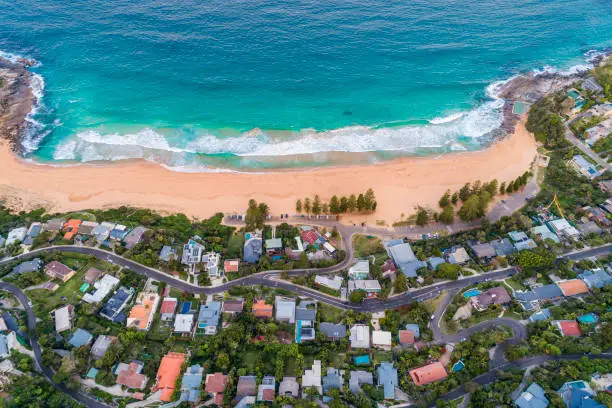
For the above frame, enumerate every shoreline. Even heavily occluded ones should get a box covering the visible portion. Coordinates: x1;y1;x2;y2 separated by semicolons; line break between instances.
0;117;538;226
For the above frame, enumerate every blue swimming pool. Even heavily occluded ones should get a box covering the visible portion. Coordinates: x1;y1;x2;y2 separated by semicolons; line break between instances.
578;313;598;324
463;289;481;298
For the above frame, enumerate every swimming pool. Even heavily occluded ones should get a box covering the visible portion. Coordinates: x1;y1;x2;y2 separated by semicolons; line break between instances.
512;101;528;115
578;313;598;324
463;289;481;298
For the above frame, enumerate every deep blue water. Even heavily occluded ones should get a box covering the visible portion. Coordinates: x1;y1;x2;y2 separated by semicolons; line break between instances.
0;0;611;169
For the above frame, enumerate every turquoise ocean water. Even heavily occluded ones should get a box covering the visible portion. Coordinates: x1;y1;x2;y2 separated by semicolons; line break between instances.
1;0;611;170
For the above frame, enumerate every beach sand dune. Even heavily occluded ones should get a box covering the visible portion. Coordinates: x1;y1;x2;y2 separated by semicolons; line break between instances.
0;119;537;226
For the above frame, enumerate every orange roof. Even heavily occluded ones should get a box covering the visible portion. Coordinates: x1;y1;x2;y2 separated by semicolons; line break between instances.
557;279;589;296
224;259;240;272
409;362;448;386
155;352;186;401
558;321;582;337
399;330;415;345
127;293;158;330
63;219;82;240
252;300;273;318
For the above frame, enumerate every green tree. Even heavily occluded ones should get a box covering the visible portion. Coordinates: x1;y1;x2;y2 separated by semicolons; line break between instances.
439;205;454;224
364;188;376;211
394;273;408;293
451;192;459;205
312;195;321;215
459;183;471;201
357;194;366;211
339;196;348;212
349;290;367;303
439;190;451;208
416;207;429;226
499;181;506;194
296;199;302;214
347;194;357;212
458;195;481;221
304;197;311;214
329;195;340;213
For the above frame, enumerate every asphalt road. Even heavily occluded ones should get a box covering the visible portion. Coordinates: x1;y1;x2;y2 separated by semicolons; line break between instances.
564;124;611;171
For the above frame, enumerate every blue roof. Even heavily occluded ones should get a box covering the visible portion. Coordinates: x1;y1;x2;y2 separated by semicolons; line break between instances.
243;238;263;263
516;284;562;303
405;324;420;338
87;368;99;379
180;365;203;402
515;383;549;408
400;260;427;278
197;302;221;328
69;328;93;348
100;287;132;322
377;362;398;399
579;270;612;289
159;246;176;262
427;257;446;270
323;368;342;394
11;258;42;275
529;309;551;322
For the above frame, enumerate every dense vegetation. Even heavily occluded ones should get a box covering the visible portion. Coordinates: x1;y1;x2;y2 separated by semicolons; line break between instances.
296;189;377;216
525;92;569;149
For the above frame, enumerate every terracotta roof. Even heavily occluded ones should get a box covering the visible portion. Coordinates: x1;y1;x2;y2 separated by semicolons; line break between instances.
205;372;228;403
301;230;319;245
63;219;82;240
155;352;186;402
558;321;582;337
222;300;244;313
557;279;589;297
223;259;240;272
45;261;74;279
399;330;415;345
252;300;273;318
160;298;177;314
261;388;275;401
84;267;102;284
409;362;448;386
116;362;148;389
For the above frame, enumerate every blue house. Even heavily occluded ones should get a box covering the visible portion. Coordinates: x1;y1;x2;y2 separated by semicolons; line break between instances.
243;234;263;263
558;381;605;408
515;383;549;408
404;324;420;339
180;364;204;403
68;328;93;348
529;308;551;323
579;269;612;289
377;362;398;400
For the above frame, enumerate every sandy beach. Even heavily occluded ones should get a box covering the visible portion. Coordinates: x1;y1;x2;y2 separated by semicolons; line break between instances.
0;118;537;226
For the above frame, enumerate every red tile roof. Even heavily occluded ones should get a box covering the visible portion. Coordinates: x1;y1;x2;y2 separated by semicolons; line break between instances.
224;259;240;272
205;372;228;406
116;362;147;389
154;352;186;402
261;388;275;401
557;279;589;297
301;230;319;245
252;300;273;318
558;321;582;337
409;362;448;386
399;330;415;345
160;298;177;315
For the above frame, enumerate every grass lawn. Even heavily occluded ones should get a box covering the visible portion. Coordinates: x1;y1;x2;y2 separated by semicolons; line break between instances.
505;278;527;291
371;350;392;363
317;302;345;323
227;233;245;259
242;350;261;372
353;235;384;258
423;292;446;315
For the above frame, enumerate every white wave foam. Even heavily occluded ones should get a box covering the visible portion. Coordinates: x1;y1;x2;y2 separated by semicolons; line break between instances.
429;112;464;124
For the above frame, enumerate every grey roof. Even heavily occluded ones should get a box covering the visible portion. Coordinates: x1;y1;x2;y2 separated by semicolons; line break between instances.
100;287;133;322
469;242;496;259
322;368;342;394
68;328;93;348
159;246;177;262
400;260;427;278
236;375;257;397
243;237;263;263
427;257;446;270
508;231;529;242
91;335;113;359
582;77;604;93
123;227;147;249
492;238;515;257
279;377;299;397
387;242;418;273
0;335;8;358
515;383;549;408
318;323;346;339
11;258;43;275
0;236;5;248
515;284;562;302
197;302;221;328
377;362;398;399
514;239;538;251
349;371;373;394
295;307;316;321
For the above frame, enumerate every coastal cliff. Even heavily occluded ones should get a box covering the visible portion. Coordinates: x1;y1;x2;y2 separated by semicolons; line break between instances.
0;57;34;151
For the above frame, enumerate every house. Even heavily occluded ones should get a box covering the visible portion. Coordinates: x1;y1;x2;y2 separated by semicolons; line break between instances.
553;320;582;337
180;364;204;403
382;259;398;277
515;383;549;408
223;259;240;273
252;299;273;319
315;275;343;291
399;330;415;346
93;222;115;243
257;376;276;402
279;377;300;398
508;230;538;251
446;246;470;264
173;314;194;336
578;221;603;236
318;323;346;340
127;292;160;331
45;261;75;282
109;224;128;241
427;257;446;270
532;225;560;243
11;258;42;275
348;280;381;297
68;328;93;347
154;352;186;402
409;361;448;386
557;279;589;297
100;287;134;322
470;287;511;311
548;218;581;240
295;302;316;343
236;375;257;399
469;242;496;260
159;246;177;262
275;297;296;324
377;362;399;399
386;240;424;278
181;239;204;274
0;335;9;359
62;219;82;240
515;284;563;311
83;267;102;284
585;206;612;227
203;252;222;278
349;325;370;349
160;297;178;321
571;155;601;180
42;281;59;291
558;380;605;408
83;275;120;304
196;302;222;335
349;371;373;394
43;218;65;232
492;238;515;256
204;373;228;406
123;226;147;249
54;305;74;333
243;232;263;263
529;308;552;323
78;221;98;235
323;367;343;394
302;360;322;396
323;242;336;254
582;76;604;94
404;323;421;339
300;228;320;245
23;222;42;245
585;118;612;147
265;238;283;256
6;227;27;246
91;335;116;360
372;330;392;350
579;269;612;289
349;260;370;280
222;299;244;315
116;361;148;390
